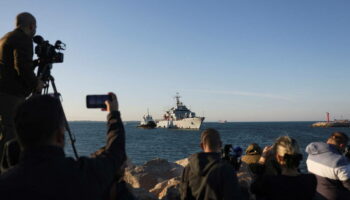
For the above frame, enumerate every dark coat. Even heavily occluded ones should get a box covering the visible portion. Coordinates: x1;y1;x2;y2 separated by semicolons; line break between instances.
0;111;126;200
180;152;242;200
0;28;37;97
251;174;317;200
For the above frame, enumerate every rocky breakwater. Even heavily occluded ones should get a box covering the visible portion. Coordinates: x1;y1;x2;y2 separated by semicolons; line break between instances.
124;158;188;200
124;157;253;200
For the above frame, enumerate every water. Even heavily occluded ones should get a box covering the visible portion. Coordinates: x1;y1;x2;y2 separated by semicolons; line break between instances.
65;121;349;171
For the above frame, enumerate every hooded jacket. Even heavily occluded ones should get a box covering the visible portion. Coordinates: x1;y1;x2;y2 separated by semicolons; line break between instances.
180;152;241;200
306;142;350;200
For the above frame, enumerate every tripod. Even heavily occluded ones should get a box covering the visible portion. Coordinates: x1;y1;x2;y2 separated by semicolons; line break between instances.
36;62;79;159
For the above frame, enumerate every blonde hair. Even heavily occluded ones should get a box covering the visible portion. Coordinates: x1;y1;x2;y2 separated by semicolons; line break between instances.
272;136;303;169
274;136;300;157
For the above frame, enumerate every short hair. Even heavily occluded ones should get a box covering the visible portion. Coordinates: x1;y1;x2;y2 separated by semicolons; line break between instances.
200;128;222;150
328;132;349;145
15;95;65;149
273;136;302;169
16;12;36;28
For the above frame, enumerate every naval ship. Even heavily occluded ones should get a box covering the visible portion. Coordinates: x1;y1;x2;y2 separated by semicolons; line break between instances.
156;93;205;129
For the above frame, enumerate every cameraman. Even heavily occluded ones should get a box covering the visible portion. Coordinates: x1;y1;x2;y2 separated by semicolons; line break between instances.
0;93;126;200
180;128;242;200
0;12;43;168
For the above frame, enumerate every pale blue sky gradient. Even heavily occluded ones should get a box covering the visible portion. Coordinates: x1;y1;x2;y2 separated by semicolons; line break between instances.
1;0;349;121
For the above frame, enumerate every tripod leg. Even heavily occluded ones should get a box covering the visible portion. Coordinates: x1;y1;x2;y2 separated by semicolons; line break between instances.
46;77;79;159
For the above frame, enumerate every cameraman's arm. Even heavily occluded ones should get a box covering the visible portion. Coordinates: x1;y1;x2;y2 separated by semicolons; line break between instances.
13;37;38;92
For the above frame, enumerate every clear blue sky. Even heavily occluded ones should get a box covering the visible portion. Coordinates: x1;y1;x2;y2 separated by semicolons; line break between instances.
1;0;349;121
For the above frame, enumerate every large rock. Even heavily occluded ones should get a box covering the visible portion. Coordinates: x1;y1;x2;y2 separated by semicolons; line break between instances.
150;177;181;199
175;158;189;167
124;158;184;191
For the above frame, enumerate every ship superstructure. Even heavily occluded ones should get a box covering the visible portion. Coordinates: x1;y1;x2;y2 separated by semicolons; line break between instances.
156;93;205;129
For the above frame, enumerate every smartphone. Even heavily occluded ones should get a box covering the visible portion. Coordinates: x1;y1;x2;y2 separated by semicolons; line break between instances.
86;94;111;109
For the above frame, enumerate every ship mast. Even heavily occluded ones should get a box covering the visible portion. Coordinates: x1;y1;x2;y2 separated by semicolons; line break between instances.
174;92;181;107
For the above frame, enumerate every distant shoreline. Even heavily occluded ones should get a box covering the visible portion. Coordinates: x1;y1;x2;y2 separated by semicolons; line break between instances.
68;120;321;123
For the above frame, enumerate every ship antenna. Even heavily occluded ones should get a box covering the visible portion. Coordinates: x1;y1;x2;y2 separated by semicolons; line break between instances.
174;92;181;106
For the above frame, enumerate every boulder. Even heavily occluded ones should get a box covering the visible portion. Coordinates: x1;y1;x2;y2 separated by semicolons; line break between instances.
124;158;184;191
174;158;189;167
150;177;181;199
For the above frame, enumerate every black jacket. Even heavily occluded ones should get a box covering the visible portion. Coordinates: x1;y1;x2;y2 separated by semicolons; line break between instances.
0;28;38;97
180;152;242;200
0;111;126;200
251;174;317;200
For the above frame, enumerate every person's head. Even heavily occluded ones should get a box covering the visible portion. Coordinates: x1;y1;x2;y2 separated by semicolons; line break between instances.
273;136;302;169
16;12;36;37
200;128;222;153
245;143;262;155
327;132;349;151
15;95;65;150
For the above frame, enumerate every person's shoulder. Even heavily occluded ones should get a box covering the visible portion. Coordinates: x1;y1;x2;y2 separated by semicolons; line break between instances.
6;29;31;46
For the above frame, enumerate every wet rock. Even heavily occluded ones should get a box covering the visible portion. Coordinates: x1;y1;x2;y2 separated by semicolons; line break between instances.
124;158;184;191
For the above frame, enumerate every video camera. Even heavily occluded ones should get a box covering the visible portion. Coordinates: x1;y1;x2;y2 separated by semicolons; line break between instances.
221;144;243;171
33;35;65;64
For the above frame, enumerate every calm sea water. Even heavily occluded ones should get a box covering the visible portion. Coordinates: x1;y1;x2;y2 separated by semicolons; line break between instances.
65;121;350;171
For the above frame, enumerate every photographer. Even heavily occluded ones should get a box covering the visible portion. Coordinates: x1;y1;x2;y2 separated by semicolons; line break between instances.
0;12;43;169
0;93;126;200
251;136;316;200
179;128;242;200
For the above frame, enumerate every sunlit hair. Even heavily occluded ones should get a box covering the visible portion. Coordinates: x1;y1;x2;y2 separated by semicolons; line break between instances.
273;136;302;169
200;128;222;151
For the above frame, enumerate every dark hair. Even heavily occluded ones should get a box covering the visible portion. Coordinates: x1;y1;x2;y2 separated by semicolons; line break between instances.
283;153;303;169
15;95;65;149
328;132;349;145
200;128;222;150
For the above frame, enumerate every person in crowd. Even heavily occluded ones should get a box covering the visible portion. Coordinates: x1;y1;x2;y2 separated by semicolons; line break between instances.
251;136;317;200
0;12;43;171
241;143;262;167
179;128;242;200
0;93;126;200
306;132;350;200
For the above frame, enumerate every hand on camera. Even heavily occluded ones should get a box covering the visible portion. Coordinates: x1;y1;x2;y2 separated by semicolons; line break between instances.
104;93;118;112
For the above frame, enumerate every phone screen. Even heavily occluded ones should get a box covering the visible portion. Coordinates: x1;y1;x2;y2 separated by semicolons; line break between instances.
86;95;110;108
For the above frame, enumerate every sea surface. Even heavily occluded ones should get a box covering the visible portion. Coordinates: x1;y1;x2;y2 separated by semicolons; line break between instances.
65;121;350;171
